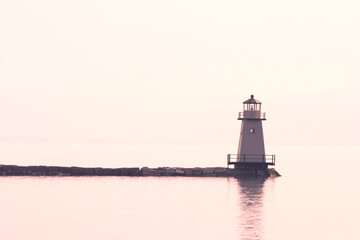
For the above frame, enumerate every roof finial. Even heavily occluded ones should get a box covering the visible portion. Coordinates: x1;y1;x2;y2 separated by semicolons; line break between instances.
251;94;254;98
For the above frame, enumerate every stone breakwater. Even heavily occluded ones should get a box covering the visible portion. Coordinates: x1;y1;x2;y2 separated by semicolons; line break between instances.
0;165;281;177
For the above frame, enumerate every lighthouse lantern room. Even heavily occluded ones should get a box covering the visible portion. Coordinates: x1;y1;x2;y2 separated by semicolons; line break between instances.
227;95;275;170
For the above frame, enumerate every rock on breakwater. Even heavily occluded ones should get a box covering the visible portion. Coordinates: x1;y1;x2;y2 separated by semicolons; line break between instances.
0;164;281;177
0;165;141;177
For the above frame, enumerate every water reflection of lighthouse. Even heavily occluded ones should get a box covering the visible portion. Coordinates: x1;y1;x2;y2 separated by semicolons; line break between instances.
237;177;266;240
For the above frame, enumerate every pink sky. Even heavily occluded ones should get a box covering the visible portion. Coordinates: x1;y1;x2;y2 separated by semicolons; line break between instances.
0;0;359;167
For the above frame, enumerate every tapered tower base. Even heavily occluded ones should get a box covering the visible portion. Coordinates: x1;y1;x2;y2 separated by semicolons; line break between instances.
234;163;269;171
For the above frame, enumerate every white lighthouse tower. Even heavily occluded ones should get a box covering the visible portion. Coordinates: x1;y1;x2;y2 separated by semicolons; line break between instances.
227;95;275;170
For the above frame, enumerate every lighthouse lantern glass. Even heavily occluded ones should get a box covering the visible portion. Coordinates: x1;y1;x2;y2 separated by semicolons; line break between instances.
244;103;261;111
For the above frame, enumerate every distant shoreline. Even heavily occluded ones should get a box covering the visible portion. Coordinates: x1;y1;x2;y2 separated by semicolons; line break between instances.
0;164;281;177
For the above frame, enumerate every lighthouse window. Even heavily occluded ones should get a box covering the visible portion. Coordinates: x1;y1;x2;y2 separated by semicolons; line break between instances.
250;128;255;134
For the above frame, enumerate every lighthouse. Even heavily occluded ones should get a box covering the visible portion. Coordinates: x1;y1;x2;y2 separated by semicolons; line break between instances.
227;95;275;171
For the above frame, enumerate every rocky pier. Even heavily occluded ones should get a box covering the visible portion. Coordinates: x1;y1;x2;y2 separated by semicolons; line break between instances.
0;164;281;177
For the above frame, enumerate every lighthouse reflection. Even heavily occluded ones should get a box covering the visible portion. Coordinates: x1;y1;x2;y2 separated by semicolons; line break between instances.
236;177;266;240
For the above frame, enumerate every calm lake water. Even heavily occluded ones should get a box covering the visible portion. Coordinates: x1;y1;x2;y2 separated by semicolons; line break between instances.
1;145;359;240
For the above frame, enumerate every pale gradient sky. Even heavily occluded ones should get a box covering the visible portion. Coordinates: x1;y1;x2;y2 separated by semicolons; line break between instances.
0;0;359;167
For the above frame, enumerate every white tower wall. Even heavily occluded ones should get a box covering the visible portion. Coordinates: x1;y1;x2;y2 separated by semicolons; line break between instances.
237;119;265;163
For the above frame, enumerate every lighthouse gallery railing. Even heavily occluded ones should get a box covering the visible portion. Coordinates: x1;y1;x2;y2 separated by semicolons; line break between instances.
227;154;275;166
238;112;266;119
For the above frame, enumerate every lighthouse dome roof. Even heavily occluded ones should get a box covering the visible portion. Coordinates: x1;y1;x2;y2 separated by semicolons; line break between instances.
243;95;262;104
